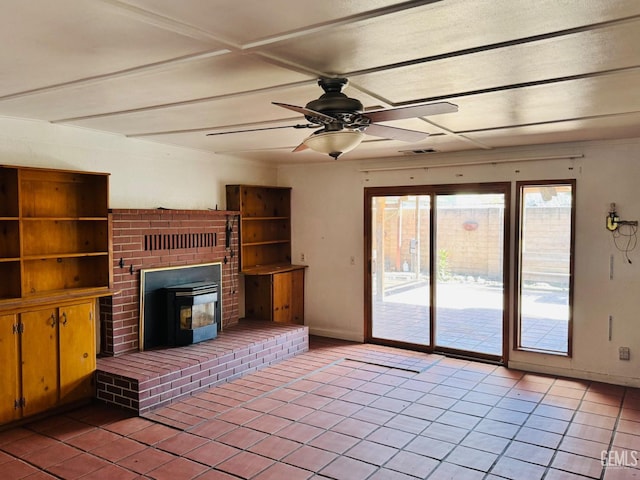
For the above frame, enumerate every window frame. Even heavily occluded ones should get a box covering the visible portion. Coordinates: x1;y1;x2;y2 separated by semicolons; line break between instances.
514;179;576;357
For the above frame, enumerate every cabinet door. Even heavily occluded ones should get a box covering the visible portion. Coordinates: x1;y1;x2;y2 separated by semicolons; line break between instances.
245;275;273;321
59;302;95;404
0;315;20;424
290;269;304;325
21;308;59;417
272;272;292;323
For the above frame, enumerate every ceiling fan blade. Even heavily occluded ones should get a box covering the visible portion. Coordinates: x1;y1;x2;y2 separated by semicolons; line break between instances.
206;124;315;136
272;102;336;123
365;102;458;123
292;142;309;153
364;124;429;142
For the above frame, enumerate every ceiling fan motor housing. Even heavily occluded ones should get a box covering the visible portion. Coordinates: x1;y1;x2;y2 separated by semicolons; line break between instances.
305;77;363;122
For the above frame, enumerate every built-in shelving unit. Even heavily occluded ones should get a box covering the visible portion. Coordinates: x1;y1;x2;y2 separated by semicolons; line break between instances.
0;166;111;304
0;165;111;425
226;185;305;324
226;185;292;271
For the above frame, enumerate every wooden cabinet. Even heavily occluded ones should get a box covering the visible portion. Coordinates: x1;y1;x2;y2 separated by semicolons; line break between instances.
21;308;60;417
245;267;305;324
0;302;96;422
226;185;305;324
0;314;20;424
58;302;96;403
0;165;110;425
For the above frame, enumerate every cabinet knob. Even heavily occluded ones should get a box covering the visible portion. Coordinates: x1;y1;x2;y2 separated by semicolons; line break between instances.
49;314;56;328
61;312;67;326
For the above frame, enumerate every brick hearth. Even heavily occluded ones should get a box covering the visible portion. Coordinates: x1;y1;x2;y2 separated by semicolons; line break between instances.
96;321;308;414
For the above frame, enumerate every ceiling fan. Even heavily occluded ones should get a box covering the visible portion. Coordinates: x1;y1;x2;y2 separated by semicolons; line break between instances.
207;77;458;159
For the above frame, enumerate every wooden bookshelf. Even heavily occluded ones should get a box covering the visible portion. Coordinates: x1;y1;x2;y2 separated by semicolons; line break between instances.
226;185;305;324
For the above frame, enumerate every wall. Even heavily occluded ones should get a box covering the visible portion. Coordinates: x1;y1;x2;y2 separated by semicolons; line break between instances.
279;138;640;387
0;117;278;209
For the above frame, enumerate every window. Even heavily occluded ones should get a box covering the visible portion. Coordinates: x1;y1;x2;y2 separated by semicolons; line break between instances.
515;181;575;355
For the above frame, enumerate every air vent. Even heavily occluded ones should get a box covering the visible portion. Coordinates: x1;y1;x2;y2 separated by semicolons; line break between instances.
144;232;216;252
400;148;438;155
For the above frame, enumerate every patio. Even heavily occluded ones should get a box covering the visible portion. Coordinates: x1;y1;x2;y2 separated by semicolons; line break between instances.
373;281;569;356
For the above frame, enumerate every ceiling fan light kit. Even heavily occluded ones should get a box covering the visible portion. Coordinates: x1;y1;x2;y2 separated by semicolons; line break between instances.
303;130;366;159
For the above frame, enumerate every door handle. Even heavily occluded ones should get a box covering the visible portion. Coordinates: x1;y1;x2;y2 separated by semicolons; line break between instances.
61;312;67;326
50;314;56;328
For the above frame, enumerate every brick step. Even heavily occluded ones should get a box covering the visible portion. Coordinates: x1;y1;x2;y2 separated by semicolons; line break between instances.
96;321;308;414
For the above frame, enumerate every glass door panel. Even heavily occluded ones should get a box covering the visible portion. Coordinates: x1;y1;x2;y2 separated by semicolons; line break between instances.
435;193;505;356
371;195;431;346
517;183;573;354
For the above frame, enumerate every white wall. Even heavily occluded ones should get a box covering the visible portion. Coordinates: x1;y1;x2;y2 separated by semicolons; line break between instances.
279;138;640;387
0;117;278;209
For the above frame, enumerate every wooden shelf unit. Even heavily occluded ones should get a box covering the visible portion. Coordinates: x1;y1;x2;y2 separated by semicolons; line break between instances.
0;165;111;425
0;166;111;302
226;185;305;325
226;185;292;271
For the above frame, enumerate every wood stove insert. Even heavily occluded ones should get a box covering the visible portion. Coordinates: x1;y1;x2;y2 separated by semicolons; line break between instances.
139;262;222;351
165;281;218;346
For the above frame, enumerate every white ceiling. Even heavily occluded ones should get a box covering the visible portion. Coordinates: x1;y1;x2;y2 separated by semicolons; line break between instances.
1;0;639;164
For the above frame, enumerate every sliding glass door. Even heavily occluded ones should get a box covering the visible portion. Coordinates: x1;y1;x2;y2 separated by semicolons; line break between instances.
434;192;506;357
370;194;431;347
366;184;509;362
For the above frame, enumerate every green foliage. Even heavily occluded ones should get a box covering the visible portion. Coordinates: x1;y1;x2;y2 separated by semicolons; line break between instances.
437;248;450;280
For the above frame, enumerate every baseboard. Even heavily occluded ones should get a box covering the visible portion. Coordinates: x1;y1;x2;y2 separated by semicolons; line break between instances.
508;360;640;388
308;327;364;343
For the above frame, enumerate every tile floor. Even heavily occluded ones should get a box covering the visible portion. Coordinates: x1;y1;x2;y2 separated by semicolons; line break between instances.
1;336;639;480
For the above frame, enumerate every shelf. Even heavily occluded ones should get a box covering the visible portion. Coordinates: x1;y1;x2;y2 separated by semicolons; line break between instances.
22;256;110;295
227;185;293;272
0;262;21;299
23;252;109;261
0;219;20;258
22;219;109;257
0;217;19;221
0;258;20;263
241;242;291;268
0;168;19;217
242;216;290;221
21;217;108;221
243;240;290;247
19;169;108;218
242;263;307;275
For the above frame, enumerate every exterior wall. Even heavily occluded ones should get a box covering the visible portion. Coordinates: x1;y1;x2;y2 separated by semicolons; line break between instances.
100;209;240;356
380;205;571;283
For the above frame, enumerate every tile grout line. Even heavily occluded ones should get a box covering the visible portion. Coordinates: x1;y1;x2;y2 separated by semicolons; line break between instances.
599;388;628;480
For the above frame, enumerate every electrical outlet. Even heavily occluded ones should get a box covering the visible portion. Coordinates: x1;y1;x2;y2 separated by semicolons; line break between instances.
300;253;306;263
350;256;356;266
619;346;631;361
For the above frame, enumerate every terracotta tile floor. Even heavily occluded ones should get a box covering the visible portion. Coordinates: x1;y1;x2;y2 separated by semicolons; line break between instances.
1;337;639;479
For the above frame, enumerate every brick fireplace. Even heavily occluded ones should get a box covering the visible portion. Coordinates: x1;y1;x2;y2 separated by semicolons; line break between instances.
99;208;240;356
